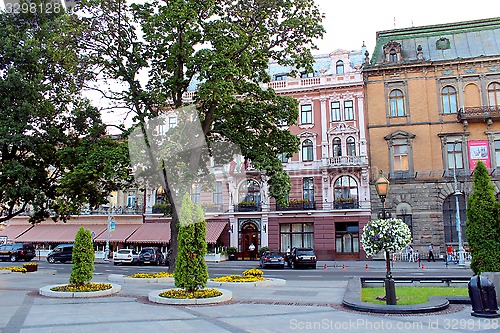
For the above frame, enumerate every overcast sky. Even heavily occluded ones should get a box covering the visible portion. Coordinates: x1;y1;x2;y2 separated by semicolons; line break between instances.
313;0;499;55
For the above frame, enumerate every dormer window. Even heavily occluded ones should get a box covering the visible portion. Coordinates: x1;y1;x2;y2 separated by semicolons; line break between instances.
274;74;288;81
389;49;398;62
336;61;344;74
383;41;402;63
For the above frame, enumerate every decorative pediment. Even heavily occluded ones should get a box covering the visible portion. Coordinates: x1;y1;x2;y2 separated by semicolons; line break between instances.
328;122;359;135
298;130;318;138
384;130;416;141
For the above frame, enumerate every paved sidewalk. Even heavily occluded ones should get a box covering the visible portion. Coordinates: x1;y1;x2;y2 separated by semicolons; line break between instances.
0;262;492;333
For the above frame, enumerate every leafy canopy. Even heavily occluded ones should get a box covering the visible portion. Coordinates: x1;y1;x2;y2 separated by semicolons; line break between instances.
0;3;132;223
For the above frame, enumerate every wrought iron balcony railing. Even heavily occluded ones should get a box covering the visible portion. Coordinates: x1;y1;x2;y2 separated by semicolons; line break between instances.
457;106;500;122
275;201;316;211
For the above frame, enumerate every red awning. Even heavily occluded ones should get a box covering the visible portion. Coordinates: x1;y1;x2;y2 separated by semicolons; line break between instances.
126;223;170;244
0;224;33;241
15;223;107;243
94;224;142;242
206;222;227;244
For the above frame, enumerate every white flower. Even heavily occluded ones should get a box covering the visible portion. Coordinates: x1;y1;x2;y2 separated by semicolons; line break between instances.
361;218;412;257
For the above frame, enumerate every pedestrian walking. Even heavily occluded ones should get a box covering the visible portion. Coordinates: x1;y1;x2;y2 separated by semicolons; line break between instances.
428;243;435;262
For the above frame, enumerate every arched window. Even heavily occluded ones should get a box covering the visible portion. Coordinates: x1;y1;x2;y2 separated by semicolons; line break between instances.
334;176;358;201
487;82;500;107
442;86;458;114
302;139;314;161
336;60;344;74
238;179;261;205
443;194;467;243
389;89;405;117
346;136;356;156
389;49;398;62
333;137;342;157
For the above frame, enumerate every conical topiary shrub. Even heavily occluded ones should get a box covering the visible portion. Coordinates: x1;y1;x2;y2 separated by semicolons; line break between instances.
174;193;209;293
69;226;95;286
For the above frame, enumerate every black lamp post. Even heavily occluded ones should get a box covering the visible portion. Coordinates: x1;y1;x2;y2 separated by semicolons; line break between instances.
374;171;397;305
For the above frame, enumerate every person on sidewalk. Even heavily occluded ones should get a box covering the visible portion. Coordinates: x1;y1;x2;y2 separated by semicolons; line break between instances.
428;243;435;262
249;243;256;260
406;244;414;262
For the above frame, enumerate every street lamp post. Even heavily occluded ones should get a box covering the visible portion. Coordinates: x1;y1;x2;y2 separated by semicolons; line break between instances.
104;205;111;261
375;171;397;305
452;142;465;267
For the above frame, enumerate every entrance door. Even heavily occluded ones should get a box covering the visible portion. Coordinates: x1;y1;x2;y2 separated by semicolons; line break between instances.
241;223;259;260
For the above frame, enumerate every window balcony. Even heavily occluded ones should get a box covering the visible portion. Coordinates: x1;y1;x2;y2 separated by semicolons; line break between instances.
275;201;316;211
333;200;360;210
457;106;500;123
327;156;368;169
234;203;262;212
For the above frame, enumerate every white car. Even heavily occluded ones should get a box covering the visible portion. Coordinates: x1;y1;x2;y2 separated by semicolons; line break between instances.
113;249;139;265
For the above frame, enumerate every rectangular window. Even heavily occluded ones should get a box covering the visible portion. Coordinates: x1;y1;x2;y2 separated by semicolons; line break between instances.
275;74;287;81
278;153;289;163
300;104;312;124
301;72;314;78
447;142;464;169
279;223;314;252
344;100;354;120
303;177;314;203
191;184;201;204
213;181;223;205
335;223;359;253
331;101;341;121
127;191;136;208
168;117;177;129
495;140;500;168
393;145;409;171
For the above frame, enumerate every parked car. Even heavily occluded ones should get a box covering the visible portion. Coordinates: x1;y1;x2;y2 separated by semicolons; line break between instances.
138;247;165;266
46;244;73;264
0;243;36;262
113;249;139;265
259;251;285;269
286;247;317;269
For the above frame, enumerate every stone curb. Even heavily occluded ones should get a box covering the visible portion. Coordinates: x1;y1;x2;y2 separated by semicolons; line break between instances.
342;277;471;314
108;274;174;284
148;288;232;305
39;283;122;298
207;278;286;287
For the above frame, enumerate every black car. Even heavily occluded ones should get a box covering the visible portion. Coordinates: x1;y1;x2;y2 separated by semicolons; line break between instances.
138;247;165;266
0;243;36;262
259;251;285;269
47;244;73;264
286;247;317;269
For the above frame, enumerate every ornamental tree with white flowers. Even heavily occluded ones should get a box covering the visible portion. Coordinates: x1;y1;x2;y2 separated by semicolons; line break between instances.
361;218;412;257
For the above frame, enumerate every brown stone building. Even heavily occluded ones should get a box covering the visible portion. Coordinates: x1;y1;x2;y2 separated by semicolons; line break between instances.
364;17;500;256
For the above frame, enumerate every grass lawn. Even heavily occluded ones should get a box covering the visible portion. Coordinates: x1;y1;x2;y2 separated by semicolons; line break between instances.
361;287;468;305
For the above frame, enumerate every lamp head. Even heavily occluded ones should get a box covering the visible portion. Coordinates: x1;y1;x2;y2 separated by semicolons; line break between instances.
375;170;390;198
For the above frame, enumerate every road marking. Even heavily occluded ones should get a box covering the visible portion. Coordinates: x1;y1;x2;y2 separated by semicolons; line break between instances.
298;275;320;278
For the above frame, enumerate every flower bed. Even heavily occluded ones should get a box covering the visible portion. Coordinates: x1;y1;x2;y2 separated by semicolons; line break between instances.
0;266;27;273
39;283;121;298
212;268;264;282
159;288;222;299
127;272;173;279
50;283;112;292
149;288;232;305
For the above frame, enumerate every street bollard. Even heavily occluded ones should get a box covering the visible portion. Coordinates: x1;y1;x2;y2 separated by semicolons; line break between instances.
468;275;500;318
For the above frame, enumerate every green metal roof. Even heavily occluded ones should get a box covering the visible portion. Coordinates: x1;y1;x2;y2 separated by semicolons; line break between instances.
368;17;500;66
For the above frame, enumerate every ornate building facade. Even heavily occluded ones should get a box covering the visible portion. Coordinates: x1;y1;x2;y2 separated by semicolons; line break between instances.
363;17;500;256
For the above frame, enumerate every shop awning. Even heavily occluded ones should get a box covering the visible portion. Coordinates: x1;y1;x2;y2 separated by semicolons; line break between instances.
206;222;227;244
15;223;107;243
126;223;170;244
94;224;142;242
0;224;33;242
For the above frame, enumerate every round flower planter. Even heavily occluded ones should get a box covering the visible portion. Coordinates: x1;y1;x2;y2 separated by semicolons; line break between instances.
39;283;121;298
148;288;232;305
24;265;38;272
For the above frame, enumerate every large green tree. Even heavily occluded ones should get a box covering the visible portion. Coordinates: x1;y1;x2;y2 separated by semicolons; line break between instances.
466;161;500;274
0;3;132;223
78;0;324;270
